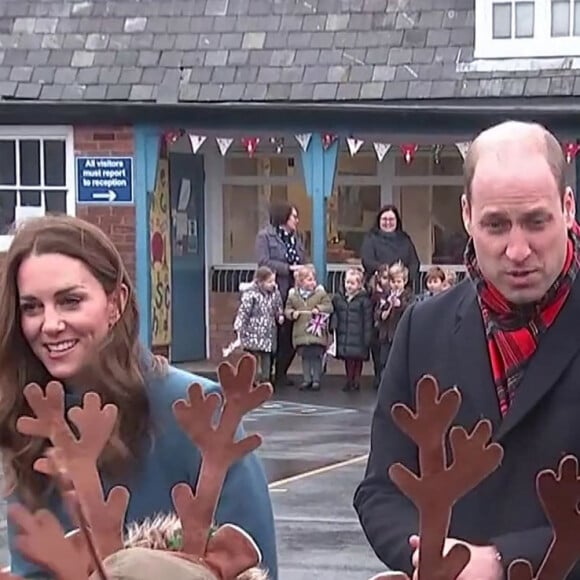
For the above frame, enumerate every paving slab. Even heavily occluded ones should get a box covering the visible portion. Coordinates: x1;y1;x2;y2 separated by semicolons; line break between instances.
271;461;386;579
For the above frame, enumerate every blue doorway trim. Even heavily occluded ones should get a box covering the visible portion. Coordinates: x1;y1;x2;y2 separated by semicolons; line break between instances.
134;125;161;348
300;134;338;282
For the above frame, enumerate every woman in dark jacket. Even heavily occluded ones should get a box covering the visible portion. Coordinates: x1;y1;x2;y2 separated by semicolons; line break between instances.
255;201;306;387
360;205;419;389
360;205;420;290
331;268;373;392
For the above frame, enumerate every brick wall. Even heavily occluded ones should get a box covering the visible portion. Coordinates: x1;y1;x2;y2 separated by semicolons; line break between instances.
209;291;240;362
74;127;136;281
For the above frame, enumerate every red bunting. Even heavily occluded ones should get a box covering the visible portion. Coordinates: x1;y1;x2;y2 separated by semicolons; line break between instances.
241;137;260;157
564;142;580;164
321;133;337;150
400;143;418;164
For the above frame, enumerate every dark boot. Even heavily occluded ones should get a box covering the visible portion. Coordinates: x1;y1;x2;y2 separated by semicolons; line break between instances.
342;380;353;392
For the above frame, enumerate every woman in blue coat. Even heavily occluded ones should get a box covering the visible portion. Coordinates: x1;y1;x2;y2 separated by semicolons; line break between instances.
0;215;278;579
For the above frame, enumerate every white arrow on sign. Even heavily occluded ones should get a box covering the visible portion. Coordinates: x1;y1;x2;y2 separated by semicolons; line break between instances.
92;190;117;202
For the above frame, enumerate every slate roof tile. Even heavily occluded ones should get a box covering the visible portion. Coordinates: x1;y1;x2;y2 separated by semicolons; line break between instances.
0;0;576;104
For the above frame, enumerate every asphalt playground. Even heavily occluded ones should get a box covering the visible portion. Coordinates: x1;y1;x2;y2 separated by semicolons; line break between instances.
0;374;387;579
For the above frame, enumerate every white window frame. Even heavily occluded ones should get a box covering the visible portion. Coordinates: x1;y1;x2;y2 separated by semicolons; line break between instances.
475;0;580;59
0;126;75;252
220;148;303;265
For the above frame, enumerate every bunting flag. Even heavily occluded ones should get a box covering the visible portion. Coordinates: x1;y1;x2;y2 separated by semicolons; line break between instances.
373;142;391;163
241;137;260;157
270;136;284;154
321;132;337;150
400;143;418;164
564;142;580;164
432;144;444;164
188;134;206;154
346;136;364;156
216;137;234;156
295;133;312;152
455;141;471;159
163;130;181;145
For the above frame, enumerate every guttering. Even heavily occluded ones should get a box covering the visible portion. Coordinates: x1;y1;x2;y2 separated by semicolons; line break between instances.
0;97;577;135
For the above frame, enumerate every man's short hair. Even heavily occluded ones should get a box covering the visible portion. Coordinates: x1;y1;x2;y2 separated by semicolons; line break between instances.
464;121;567;203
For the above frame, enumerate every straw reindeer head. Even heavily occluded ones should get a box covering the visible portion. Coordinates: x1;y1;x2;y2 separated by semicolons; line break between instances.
370;375;580;580
5;353;272;580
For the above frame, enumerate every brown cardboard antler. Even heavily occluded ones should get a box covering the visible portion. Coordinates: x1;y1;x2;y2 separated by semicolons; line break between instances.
16;381;129;563
387;375;503;580
9;354;272;580
507;455;580;580
171;354;272;571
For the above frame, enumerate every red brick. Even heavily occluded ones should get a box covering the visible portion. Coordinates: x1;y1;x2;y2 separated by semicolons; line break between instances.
208;291;241;362
74;126;136;282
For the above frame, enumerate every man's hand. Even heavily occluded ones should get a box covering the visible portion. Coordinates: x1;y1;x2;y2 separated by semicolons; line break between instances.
278;315;285;324
409;535;503;580
312;307;320;316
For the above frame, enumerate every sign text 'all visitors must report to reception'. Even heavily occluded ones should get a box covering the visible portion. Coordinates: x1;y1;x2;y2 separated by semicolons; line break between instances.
76;156;134;204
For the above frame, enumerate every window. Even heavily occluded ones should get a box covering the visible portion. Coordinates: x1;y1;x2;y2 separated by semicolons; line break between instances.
392;146;466;266
475;0;580;58
0;127;75;251
328;151;382;264
221;153;307;263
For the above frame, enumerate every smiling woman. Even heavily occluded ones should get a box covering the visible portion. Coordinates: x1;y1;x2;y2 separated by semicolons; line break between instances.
0;215;278;580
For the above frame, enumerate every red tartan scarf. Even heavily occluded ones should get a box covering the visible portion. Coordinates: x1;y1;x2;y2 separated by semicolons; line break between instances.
464;222;580;417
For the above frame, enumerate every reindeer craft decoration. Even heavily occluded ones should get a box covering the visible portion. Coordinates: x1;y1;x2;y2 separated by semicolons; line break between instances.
371;375;580;580
2;354;272;580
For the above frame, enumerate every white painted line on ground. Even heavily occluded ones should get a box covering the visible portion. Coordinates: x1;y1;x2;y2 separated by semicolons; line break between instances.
268;453;369;489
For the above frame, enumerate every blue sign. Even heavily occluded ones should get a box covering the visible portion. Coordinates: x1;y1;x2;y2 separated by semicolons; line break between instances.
76;156;133;204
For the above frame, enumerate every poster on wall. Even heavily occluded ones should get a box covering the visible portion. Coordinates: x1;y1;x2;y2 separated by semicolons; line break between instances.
150;157;172;347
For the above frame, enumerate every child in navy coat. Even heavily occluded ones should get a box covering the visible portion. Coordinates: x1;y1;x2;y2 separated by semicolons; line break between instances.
331;267;373;391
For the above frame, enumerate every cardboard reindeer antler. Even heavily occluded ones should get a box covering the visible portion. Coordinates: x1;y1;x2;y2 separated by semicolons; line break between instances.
372;375;580;580
170;354;272;577
507;456;580;580
8;353;272;580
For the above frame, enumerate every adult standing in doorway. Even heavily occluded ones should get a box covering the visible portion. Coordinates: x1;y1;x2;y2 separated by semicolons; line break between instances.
354;120;580;579
360;205;420;388
255;201;306;387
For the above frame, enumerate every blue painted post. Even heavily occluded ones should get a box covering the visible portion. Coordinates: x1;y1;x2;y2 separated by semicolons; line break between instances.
300;134;339;284
134;126;161;348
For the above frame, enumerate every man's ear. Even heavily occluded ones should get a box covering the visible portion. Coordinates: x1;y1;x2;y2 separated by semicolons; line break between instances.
563;187;576;228
108;284;129;327
461;193;472;236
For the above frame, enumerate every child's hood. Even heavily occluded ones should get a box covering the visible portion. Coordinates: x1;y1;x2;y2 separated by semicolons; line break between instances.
239;281;254;293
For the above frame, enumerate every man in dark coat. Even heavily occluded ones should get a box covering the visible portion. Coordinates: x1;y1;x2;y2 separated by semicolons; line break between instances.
353;120;580;579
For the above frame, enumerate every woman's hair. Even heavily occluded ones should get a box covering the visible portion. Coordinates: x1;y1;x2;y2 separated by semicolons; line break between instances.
376;204;402;231
269;201;295;228
253;266;274;283
388;261;409;281
0;215;151;507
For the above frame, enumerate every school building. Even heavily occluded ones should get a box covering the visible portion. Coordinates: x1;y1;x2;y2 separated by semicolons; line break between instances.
0;0;579;362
